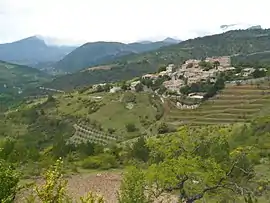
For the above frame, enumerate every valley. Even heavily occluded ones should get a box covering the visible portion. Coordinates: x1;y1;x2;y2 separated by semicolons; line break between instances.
1;27;270;203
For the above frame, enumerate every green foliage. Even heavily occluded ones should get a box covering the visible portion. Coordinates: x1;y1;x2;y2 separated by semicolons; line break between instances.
199;60;213;70
158;66;166;73
81;154;117;170
157;85;167;95
135;83;144;92
79;192;105;203
130;137;150;162
122;92;136;103
157;122;169;134
252;68;266;78
118;166;150;203
31;158;70;203
140;78;153;88
125;123;137;132
0;159;20;203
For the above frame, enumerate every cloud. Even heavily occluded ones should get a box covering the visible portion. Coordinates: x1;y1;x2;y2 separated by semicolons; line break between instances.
0;0;270;44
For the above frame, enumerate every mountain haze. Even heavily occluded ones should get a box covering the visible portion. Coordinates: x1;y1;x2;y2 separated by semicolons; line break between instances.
0;36;76;67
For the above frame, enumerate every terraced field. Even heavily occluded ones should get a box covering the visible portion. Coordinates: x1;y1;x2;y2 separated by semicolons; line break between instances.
166;82;270;126
68;124;118;146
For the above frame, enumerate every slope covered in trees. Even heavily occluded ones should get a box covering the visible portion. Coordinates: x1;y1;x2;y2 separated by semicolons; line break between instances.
0;60;52;111
53;40;179;73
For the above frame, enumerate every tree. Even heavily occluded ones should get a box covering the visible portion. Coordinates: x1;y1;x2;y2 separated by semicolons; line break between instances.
104;83;112;92
121;81;129;91
180;86;190;95
135;83;144;92
141;78;153;88
157;122;169;134
213;61;220;69
118;166;150;203
186;63;193;69
252;69;266;78
0;160;20;202
144;127;261;203
157;85;167;95
46;95;55;103
158;66;166;73
131;137;150;162
126;123;137;132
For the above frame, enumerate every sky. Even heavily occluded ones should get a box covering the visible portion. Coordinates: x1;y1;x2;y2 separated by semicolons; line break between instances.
0;0;270;45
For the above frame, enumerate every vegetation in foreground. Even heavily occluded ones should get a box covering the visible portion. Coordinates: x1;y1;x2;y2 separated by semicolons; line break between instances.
1;114;270;202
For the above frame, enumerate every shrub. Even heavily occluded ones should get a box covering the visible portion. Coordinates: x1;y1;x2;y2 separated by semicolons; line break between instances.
123;92;136;103
0;160;20;202
157;122;170;134
135;83;144;92
81;154;117;170
125;123;137;132
108;128;116;134
118;166;150;203
81;156;102;169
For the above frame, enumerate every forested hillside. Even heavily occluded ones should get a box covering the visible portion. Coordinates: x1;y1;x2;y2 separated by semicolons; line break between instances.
46;29;270;91
53;40;179;73
0;60;51;111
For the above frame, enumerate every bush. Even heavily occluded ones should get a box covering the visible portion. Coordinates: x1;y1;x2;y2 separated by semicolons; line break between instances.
0;160;20;202
123;92;136;103
135;83;144;92
157;122;170;134
125;123;137;132
81;156;102;169
81;154;117;170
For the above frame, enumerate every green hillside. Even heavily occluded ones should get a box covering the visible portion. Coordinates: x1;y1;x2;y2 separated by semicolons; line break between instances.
0;60;51;111
53;40;177;74
166;81;270;126
0;90;164;148
0;60;50;87
46;29;270;90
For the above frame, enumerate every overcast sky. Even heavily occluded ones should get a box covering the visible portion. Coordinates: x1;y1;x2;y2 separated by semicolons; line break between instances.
0;0;269;45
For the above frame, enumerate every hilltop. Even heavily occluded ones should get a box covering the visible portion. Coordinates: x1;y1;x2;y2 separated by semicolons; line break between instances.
53;39;180;73
45;28;270;91
0;36;76;67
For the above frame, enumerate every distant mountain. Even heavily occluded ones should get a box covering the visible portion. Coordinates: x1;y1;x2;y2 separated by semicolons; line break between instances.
53;39;180;73
162;37;181;44
45;28;270;91
0;36;76;67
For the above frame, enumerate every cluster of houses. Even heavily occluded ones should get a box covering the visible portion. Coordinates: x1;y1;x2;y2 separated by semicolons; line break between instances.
140;56;236;94
90;56;267;97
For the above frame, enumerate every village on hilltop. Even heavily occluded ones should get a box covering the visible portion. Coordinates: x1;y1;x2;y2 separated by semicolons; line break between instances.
84;56;267;109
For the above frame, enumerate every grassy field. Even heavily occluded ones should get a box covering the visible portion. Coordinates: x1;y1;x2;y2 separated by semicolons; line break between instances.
166;82;270;126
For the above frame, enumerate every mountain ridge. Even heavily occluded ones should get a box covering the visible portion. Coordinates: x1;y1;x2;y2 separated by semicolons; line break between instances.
53;39;181;73
0;36;76;67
